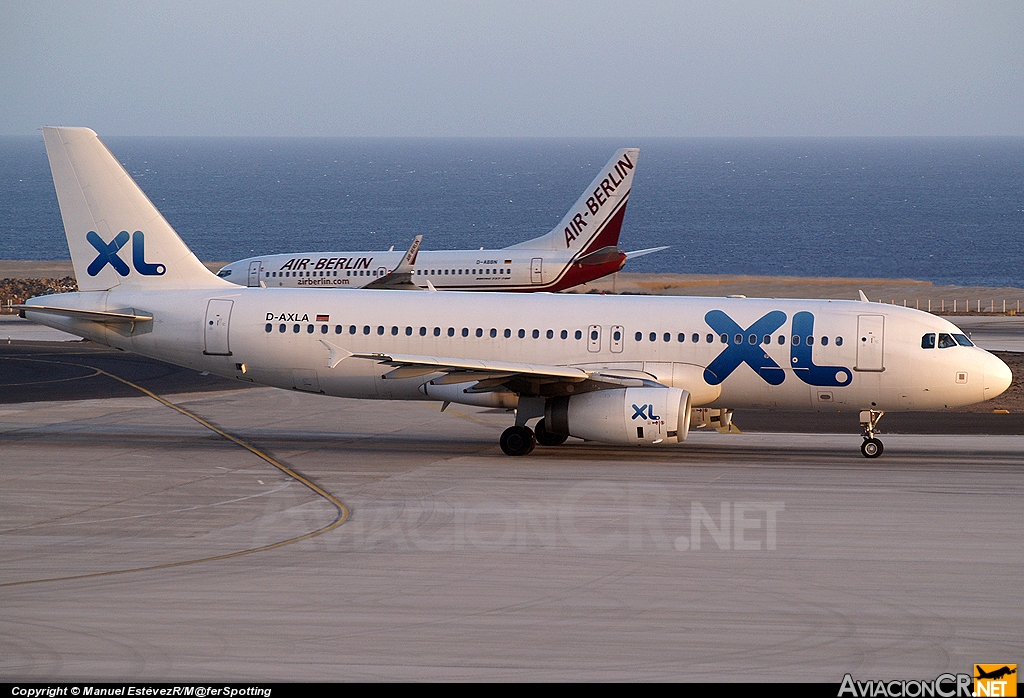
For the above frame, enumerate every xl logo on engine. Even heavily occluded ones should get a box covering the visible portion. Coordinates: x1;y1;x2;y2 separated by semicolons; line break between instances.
86;231;165;277
631;404;660;421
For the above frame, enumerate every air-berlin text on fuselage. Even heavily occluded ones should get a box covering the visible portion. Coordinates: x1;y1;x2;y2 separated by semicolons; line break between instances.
564;153;635;248
266;312;310;322
280;256;374;271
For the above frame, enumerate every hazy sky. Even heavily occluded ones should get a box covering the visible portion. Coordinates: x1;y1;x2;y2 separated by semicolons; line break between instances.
2;1;1022;137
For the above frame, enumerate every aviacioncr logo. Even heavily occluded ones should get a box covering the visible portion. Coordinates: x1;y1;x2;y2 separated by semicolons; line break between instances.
86;231;165;277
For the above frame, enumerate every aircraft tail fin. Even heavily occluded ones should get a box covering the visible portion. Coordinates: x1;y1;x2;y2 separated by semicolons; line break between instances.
41;127;226;292
506;148;639;257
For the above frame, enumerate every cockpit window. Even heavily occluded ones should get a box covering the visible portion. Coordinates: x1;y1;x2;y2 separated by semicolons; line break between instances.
217;269;231;277
952;334;974;347
921;333;936;349
937;333;957;348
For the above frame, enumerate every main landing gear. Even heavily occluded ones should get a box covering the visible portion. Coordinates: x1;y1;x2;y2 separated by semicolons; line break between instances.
534;418;568;447
500;425;536;456
859;409;884;459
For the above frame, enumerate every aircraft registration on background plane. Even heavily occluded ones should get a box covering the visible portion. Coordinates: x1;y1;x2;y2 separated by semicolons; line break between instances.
216;148;667;292
21;128;1012;457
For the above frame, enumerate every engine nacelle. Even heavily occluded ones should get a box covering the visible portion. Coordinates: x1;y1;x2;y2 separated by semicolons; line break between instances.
545;387;692;446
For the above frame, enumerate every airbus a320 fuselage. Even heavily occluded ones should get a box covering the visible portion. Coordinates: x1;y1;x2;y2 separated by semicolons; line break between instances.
23;127;1012;458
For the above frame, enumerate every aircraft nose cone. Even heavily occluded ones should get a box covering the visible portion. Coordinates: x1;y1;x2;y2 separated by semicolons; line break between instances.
984;353;1013;400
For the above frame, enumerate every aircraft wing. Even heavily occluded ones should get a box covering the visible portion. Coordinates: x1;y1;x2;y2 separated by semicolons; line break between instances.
362;235;422;290
321;341;666;391
16;304;153;323
624;245;669;259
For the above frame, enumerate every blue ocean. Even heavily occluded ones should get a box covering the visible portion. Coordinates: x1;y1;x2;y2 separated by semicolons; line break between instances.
1;137;1021;287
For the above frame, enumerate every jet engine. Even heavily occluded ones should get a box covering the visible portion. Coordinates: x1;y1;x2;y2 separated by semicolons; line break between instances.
544;387;691;446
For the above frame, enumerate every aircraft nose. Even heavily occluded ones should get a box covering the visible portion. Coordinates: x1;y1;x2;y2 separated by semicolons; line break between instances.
983;352;1013;400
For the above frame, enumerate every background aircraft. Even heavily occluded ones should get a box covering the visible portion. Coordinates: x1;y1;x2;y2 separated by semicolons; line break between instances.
22;128;1012;457
216;149;666;291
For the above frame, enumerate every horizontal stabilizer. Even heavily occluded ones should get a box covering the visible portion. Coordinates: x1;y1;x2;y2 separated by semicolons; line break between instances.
625;245;669;259
17;304;153;323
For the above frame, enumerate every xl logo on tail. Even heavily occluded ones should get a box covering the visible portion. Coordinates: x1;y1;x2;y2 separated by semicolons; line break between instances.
86;231;165;277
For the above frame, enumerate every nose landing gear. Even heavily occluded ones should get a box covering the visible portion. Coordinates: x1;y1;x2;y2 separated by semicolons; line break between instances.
859;409;885;458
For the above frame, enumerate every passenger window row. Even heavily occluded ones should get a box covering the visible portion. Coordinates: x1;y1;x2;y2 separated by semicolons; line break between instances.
633;331;844;347
270;270;384;278
264;324;585;339
416;268;509;276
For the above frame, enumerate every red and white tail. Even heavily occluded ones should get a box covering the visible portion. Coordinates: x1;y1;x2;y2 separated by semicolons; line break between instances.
506;148;639;256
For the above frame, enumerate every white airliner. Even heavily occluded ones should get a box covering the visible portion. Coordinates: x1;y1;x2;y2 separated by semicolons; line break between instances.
215;148;665;292
22;128;1012;458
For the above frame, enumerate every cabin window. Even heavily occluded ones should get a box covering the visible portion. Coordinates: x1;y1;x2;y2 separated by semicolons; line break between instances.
707;334;714;343
335;325;343;334
419;327;426;336
763;335;771;344
265;324;272;332
835;337;843;346
547;329;554;339
377;326;385;335
777;335;786;345
504;329;512;338
518;329;526;339
349;325;357;334
434;327;441;336
532;329;540;339
720;334;728;344
561;330;568;339
591;330;599;341
293;324;300;333
748;334;757;345
692;333;700;343
734;334;742;344
663;333;671;342
648;332;655;342
391;326;399;336
462;328;469;337
678;333;685;342
806;336;814;346
613;330;621;341
821;336;829;346
363;326;371;335
321;325;328;334
476;328;483;337
490;328;497;338
279;324;286;333
575;330;583;340
406;326;413;336
792;335;800;346
635;332;642;342
447;327;455;337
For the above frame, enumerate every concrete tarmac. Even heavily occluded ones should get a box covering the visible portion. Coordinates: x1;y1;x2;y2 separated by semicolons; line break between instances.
2;383;1022;681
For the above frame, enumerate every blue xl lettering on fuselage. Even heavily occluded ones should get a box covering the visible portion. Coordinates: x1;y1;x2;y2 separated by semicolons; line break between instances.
703;310;852;387
86;230;165;276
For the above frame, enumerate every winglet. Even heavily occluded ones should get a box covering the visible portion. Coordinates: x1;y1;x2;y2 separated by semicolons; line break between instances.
858;290;869;302
319;340;352;369
362;235;423;290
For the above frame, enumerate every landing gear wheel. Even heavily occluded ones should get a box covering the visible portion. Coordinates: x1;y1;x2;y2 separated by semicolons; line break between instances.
500;426;536;456
861;438;883;459
534;418;568;447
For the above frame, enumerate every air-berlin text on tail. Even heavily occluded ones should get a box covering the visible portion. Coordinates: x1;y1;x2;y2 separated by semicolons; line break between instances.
564;152;635;248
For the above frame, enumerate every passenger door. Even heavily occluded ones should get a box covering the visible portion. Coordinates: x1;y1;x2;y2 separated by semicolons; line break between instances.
856;315;885;371
204;299;233;355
